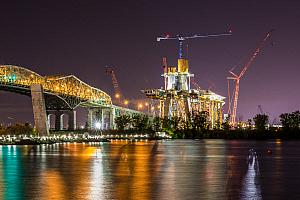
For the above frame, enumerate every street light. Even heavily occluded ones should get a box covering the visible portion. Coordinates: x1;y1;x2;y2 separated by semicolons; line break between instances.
138;104;143;110
95;122;101;129
124;99;129;106
145;102;150;113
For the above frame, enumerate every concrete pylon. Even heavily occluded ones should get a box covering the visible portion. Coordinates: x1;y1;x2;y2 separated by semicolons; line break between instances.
109;107;115;129
164;97;171;118
47;110;76;131
30;84;49;136
87;108;102;130
67;110;76;130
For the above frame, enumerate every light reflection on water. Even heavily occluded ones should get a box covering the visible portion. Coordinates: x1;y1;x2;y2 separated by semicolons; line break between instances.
0;140;299;199
241;149;261;200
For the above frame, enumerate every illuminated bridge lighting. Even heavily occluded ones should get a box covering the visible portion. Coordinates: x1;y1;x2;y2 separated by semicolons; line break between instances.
0;65;112;109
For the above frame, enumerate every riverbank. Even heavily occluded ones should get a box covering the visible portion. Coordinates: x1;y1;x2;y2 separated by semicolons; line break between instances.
0;131;171;145
1;129;300;145
0;134;110;145
170;129;300;140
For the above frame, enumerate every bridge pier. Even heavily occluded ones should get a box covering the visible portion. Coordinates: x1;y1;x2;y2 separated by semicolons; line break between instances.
87;107;115;130
47;110;76;131
30;84;49;136
109;107;115;130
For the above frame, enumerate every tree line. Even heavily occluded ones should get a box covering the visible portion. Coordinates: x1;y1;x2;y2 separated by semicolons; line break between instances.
114;110;300;139
0;123;34;135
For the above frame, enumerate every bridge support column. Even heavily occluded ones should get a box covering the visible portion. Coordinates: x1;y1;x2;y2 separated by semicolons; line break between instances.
68;110;76;130
87;109;93;130
31;84;49;136
47;110;76;131
87;108;103;130
55;112;61;130
109;107;115;130
86;107;118;130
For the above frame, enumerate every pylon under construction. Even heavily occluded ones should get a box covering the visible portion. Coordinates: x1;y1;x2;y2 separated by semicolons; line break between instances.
142;31;231;128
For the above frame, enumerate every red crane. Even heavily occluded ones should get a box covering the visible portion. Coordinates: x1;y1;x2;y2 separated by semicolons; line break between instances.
105;67;127;106
227;30;274;125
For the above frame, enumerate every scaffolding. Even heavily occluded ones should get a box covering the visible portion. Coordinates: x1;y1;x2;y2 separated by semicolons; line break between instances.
142;58;225;129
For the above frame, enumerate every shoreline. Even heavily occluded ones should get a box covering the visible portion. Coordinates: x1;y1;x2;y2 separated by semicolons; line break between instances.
1;129;300;145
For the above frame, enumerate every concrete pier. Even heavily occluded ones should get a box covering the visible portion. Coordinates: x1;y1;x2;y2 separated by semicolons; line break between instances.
47;110;76;131
87;107;115;130
30;84;49;136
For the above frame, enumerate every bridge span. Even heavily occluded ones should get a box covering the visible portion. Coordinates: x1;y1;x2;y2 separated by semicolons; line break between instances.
0;65;141;135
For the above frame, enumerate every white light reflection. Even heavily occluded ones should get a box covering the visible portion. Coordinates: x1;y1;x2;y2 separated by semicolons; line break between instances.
241;148;262;200
88;148;105;200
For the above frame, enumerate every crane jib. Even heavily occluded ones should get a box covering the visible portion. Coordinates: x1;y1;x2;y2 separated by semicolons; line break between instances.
157;31;232;59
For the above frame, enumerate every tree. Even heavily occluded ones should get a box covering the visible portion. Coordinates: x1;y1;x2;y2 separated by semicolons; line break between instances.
114;114;131;131
290;111;300;130
280;113;292;131
192;111;209;131
222;115;231;131
131;114;149;131
247;119;252;130
280;111;300;131
5;123;34;135
171;116;181;131
253;114;269;131
162;117;172;130
152;116;162;132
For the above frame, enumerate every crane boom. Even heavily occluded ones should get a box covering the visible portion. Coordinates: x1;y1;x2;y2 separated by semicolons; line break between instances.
157;31;232;59
228;30;274;125
105;66;123;105
238;30;274;79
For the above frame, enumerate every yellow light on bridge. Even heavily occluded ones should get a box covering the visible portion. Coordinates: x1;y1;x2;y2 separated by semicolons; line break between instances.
138;104;143;109
124;100;129;105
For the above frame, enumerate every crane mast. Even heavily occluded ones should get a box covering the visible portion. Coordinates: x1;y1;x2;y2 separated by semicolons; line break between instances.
228;30;274;125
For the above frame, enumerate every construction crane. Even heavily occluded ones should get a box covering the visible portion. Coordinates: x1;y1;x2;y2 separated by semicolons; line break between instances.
227;30;274;125
162;57;168;90
157;31;232;59
257;105;264;114
105;66;128;106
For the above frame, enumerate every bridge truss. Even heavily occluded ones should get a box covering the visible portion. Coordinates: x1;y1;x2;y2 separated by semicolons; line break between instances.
0;65;112;110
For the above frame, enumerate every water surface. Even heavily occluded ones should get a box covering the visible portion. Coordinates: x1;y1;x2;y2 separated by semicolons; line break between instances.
0;139;299;199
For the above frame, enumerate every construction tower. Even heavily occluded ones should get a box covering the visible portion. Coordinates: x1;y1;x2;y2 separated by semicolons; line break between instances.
142;31;231;128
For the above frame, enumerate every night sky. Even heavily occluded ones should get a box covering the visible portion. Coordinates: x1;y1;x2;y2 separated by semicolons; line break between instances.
0;0;300;126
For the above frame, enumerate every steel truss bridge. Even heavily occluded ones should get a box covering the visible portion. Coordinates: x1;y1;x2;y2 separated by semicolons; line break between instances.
0;65;112;110
0;65;141;135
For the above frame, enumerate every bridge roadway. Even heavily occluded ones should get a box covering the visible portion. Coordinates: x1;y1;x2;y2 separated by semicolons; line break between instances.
0;65;141;136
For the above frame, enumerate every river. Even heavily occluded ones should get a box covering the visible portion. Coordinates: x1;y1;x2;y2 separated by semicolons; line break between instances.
0;139;299;199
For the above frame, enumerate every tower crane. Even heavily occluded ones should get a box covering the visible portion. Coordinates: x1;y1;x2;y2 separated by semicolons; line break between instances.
157;31;232;59
257;105;264;114
105;66;128;106
227;30;274;125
